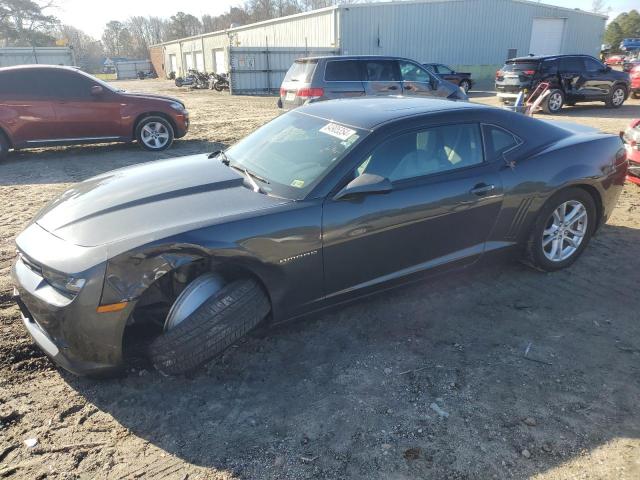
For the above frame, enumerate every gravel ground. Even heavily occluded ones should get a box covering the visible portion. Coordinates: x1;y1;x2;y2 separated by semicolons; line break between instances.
1;80;639;480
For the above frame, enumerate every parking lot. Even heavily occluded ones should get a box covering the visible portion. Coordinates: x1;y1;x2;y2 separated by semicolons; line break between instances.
1;80;639;479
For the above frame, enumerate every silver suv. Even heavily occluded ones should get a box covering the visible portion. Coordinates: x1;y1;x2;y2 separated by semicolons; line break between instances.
278;55;467;110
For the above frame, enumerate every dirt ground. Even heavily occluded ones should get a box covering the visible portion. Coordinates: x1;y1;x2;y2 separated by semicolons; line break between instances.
1;80;639;480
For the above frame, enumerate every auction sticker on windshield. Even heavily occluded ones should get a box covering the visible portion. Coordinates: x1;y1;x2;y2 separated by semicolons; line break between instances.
320;123;357;141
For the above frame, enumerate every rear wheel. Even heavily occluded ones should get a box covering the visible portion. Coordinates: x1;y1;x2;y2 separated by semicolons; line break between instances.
524;188;596;272
136;116;174;151
605;85;626;108
149;276;270;375
459;79;471;93
543;89;564;114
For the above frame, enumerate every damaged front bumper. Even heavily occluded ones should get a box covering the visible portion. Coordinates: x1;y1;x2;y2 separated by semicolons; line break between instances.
10;225;132;376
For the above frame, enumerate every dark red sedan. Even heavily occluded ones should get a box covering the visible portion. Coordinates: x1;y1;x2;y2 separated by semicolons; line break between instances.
0;65;189;160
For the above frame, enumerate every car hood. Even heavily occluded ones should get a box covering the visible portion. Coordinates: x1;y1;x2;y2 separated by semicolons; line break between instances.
34;154;288;248
121;91;185;107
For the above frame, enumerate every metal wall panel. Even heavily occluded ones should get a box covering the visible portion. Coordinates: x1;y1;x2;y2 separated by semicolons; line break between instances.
229;46;338;95
0;47;74;67
339;0;605;65
115;60;152;79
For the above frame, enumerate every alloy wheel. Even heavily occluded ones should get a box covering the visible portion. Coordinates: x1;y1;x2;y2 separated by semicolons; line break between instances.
141;122;170;149
548;92;563;112
542;200;588;262
612;88;625;106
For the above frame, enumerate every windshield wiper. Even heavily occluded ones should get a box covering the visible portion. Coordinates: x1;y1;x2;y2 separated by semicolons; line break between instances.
210;150;230;165
228;164;269;193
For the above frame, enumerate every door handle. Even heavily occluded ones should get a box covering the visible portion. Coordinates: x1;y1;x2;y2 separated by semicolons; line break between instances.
470;183;496;196
404;85;413;90
388;85;398;91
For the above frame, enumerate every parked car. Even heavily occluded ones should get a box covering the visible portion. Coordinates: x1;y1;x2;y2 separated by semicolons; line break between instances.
631;65;640;98
623;118;640;185
605;54;625;66
12;97;627;377
0;65;189;160
423;63;473;93
278;55;467;110
495;55;631;114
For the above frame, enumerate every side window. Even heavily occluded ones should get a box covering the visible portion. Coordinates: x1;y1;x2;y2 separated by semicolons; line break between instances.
355;124;484;183
540;59;558;75
559;57;584;73
438;65;454;74
0;70;45;97
47;70;96;99
324;60;363;81
399;61;432;83
584;57;604;73
364;60;400;81
424;64;436;73
483;125;520;157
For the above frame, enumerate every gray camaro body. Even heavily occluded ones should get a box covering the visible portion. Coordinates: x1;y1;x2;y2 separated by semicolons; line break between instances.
11;97;627;376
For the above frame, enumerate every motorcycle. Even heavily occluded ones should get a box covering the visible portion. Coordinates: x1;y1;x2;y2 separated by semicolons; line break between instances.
137;70;157;80
175;70;210;89
209;72;230;92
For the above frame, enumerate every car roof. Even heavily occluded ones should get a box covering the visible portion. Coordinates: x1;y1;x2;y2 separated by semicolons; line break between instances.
293;97;489;130
0;64;80;73
506;54;595;62
294;55;422;63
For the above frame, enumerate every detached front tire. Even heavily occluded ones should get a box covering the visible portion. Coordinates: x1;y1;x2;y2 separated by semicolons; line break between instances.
136;116;174;151
149;278;270;375
524;188;596;272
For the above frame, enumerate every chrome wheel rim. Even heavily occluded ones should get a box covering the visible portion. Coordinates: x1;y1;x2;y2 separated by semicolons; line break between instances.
612;88;624;106
542;200;588;262
141;122;170;149
548;92;563;111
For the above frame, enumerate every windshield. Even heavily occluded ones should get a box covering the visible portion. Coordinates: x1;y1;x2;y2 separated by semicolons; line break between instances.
225;111;367;200
283;60;317;83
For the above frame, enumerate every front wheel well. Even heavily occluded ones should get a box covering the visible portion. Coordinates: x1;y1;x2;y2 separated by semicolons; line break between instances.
132;112;177;138
123;259;272;360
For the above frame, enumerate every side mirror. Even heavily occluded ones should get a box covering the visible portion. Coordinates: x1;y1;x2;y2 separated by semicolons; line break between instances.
334;173;392;200
90;85;104;96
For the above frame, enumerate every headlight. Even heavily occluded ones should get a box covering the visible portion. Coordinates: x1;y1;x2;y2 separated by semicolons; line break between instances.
169;102;186;112
41;267;86;296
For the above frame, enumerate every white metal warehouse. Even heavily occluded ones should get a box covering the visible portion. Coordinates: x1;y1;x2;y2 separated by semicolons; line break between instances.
150;0;606;94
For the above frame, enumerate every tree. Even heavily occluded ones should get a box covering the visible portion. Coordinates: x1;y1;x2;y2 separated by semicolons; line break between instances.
101;20;133;57
0;0;58;47
57;25;103;71
591;0;609;15
166;12;202;40
604;10;640;52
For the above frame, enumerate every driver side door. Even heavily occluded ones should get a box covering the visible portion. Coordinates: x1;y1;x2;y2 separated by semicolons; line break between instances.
321;122;504;299
47;69;123;142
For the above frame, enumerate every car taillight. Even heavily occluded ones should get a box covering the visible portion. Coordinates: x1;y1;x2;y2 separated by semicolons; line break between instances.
496;70;503;78
280;87;286;96
522;70;535;75
297;87;324;98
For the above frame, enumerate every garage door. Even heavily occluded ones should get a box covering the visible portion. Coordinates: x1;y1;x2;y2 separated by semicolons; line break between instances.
214;50;226;74
184;53;194;71
529;18;565;56
195;51;204;72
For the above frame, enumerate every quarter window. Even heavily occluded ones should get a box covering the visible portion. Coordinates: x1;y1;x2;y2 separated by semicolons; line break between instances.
356;124;484;183
483;125;520;157
438;65;454;74
399;61;432;83
324;60;363;81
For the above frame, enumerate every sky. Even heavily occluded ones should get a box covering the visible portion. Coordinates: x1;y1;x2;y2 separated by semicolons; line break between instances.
53;0;638;40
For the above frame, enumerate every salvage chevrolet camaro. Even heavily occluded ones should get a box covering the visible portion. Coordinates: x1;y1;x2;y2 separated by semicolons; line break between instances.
12;97;628;376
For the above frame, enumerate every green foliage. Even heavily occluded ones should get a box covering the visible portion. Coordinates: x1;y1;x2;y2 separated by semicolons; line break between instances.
0;0;58;47
604;9;640;52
